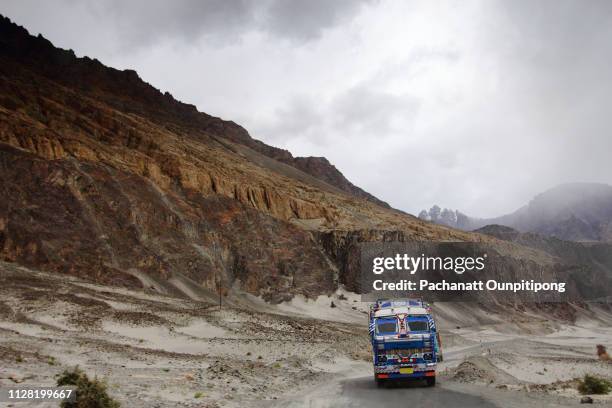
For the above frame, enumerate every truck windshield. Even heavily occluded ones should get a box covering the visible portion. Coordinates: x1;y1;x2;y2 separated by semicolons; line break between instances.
376;319;397;334
407;320;429;331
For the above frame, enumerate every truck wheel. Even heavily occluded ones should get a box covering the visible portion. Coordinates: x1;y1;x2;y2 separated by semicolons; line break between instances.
375;378;385;388
426;377;436;387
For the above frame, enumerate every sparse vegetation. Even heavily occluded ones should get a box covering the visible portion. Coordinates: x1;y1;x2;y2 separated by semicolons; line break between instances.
194;392;204;398
56;367;120;407
577;374;612;395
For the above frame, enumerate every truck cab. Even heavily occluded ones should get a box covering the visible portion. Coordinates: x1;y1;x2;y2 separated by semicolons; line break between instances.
369;299;441;387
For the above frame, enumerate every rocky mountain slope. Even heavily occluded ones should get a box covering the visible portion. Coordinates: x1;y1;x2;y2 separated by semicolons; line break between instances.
475;225;612;301
0;15;389;211
421;183;612;242
0;15;476;302
0;15;607;304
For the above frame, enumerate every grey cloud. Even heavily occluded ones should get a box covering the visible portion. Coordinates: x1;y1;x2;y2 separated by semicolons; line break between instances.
264;0;373;42
331;85;420;136
258;96;325;145
100;0;257;49
1;0;372;52
257;84;419;149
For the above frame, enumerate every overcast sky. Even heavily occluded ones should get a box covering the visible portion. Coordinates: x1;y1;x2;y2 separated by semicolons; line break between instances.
2;0;612;217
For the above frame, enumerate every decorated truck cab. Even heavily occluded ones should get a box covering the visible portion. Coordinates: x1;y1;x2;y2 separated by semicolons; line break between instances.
369;299;442;387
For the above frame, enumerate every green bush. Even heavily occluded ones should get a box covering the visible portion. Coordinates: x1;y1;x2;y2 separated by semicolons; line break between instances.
56;367;120;407
578;374;611;395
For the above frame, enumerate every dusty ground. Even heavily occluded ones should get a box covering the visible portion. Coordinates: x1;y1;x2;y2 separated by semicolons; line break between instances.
0;261;611;407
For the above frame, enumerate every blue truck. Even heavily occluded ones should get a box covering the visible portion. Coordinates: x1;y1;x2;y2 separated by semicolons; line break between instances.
369;299;442;387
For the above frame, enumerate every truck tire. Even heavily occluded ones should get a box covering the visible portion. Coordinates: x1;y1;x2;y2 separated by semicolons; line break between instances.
375;378;385;388
426;377;436;387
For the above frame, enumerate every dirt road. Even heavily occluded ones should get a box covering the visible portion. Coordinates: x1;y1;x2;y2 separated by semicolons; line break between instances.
267;376;497;408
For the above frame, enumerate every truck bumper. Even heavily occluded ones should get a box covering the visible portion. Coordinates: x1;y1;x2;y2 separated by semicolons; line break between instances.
376;370;435;379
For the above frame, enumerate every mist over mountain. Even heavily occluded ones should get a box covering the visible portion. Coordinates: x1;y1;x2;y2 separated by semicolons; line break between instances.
420;183;612;242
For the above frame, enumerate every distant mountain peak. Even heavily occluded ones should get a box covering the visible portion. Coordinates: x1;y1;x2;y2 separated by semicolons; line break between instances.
421;182;612;242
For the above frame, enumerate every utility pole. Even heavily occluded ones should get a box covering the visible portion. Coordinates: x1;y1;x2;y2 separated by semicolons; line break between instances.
212;240;222;310
217;277;222;310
